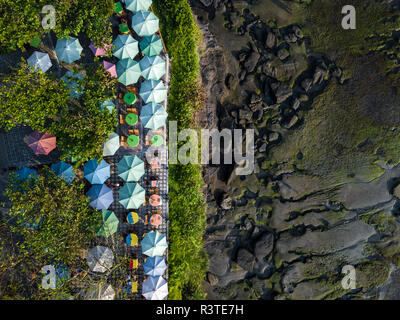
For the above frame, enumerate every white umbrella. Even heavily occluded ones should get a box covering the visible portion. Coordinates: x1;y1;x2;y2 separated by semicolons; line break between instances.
103;132;120;157
87;246;114;273
142;276;168;300
27;51;52;72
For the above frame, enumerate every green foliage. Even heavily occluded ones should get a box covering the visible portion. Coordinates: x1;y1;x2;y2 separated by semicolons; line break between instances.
0;0;114;51
49;65;117;163
153;0;208;300
0;59;69;131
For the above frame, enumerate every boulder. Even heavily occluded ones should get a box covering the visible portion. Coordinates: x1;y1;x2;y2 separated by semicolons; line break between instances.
277;48;290;60
266;32;277;48
236;248;256;271
243;50;260;73
254;232;274;261
283;115;299;129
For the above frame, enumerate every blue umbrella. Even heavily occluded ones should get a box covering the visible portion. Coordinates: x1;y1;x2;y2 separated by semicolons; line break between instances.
125;0;152;12
131;11;159;37
113;34;139;60
27;51;52;72
55;264;70;287
14;167;38;181
142;276;168;300
139;79;167;104
61;71;83;98
50;161;75;184
141;231;168;257
116;58;141;86
143;257;167;276
55;37;83;64
139;55;166;80
140;103;168;130
86;184;114;210
84;159;110;185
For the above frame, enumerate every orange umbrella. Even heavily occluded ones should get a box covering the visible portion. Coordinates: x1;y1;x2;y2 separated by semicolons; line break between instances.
27;131;56;155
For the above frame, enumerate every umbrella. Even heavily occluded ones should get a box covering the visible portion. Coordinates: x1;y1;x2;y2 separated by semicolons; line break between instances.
139;79;167;104
141;231;168;257
50;161;75;184
96;210;119;237
55;264;70;287
27;131;56;155
140;34;163;57
143;257;167;276
87;246;114;273
142;276;168;300
84;283;115;300
27;51;52;72
61;71;83;98
131;11;159;37
14;167;38;181
84;159;110;184
140;103;168;130
113;34;139;60
116;58;141;86
55;37;83;63
102;61;117;78
125;0;152;12
140;55;166;80
86;184;114;210
100;100;115;114
119;183;145;209
103;132;120;157
118;155;145;182
89;42;112;56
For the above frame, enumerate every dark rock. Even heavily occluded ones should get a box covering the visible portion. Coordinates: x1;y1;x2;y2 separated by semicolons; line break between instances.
313;67;329;85
301;78;313;92
275;85;292;103
243;50;260;73
254;232;274;261
266;32;276;48
283;115;299;129
268;132;280;143
292;25;304;39
207;272;219;286
239;108;253;122
225;73;234;89
277;48;290;60
258;143;267;153
236;248;255;271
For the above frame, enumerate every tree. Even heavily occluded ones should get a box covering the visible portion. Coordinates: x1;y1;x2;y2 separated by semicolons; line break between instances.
49;65;118;163
0;59;70;131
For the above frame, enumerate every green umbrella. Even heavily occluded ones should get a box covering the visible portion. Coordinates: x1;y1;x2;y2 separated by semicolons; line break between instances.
113;35;139;60
118;155;145;182
140;103;168;130
131;11;159;37
97;210;119;237
116;58;141;86
119;183;146;209
140;34;163;57
139;55;166;81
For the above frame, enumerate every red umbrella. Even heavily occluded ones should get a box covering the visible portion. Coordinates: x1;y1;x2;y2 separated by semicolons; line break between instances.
27;131;56;155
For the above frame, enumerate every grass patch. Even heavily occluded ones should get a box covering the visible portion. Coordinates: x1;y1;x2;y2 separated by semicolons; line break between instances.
152;0;208;300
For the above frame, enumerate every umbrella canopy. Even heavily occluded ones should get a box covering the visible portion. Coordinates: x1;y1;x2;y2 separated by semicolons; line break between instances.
113;34;139;60
84;159;110;184
131;11;159;37
116;58;141;86
103;132;120;157
86;184;114;210
50;161;75;184
142;276;168;300
84;283;115;300
55;37;83;63
87;246;114;273
102;61;117;78
97;210;119;237
89;42;112;57
100;100;115;114
27;51;52;72
118;155;145;182
27;131;56;155
139;79;167;104
61;71;83;98
140;34;163;57
143;257;167;277
140;103;168;130
119;183;145;209
140;55;166;80
141;231;168;257
14;167;38;181
125;0;152;12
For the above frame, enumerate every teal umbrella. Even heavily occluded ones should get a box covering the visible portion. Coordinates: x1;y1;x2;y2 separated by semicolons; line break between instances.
55;37;83;64
119;183;145;209
139;80;167;104
97;210;119;237
14;167;38;181
140;35;163;57
50;161;75;184
100;100;115;114
113;34;139;60
116;59;141;86
131;11;159;37
118;155;145;182
61;71;83;98
140;103;167;130
103;132;120;157
139;55;166;81
141;231;168;257
125;0;152;12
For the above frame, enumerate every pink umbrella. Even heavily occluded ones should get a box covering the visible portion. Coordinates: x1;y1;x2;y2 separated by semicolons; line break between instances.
89;42;112;56
102;61;117;78
27;131;57;155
